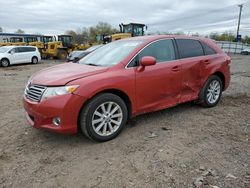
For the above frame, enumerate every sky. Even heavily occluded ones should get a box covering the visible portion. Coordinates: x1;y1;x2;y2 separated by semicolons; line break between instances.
0;0;249;36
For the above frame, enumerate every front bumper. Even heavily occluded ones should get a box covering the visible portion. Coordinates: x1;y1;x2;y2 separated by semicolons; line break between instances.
23;93;87;134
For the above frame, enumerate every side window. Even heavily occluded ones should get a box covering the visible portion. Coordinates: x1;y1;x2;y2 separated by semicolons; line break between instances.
201;42;216;55
12;48;19;53
17;47;26;53
176;39;204;58
138;39;176;63
25;47;35;52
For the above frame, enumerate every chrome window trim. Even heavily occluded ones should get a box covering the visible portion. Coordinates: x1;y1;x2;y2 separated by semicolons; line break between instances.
125;38;175;69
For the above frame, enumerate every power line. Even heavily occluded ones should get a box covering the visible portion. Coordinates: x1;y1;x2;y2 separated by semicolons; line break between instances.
149;2;250;34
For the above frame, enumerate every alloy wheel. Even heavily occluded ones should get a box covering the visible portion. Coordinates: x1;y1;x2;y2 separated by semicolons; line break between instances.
92;101;123;136
1;59;9;67
206;80;221;104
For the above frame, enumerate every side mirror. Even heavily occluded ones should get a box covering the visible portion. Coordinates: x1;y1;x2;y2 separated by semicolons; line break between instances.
140;56;156;67
10;50;15;55
73;57;79;63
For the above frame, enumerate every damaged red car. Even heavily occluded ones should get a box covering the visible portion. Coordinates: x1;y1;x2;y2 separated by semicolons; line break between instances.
23;35;231;142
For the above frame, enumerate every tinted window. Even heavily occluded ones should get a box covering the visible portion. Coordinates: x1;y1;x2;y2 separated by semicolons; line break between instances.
18;47;36;52
139;39;176;63
201;42;216;55
27;47;36;52
12;48;20;53
176;39;204;58
17;47;26;53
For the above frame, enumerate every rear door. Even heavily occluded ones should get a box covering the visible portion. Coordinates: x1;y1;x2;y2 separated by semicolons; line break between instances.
133;39;182;114
175;38;205;102
21;47;33;62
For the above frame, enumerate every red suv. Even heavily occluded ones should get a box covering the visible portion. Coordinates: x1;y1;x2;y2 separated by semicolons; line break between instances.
23;35;231;142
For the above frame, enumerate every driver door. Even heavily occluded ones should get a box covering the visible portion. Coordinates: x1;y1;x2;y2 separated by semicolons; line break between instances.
133;39;182;114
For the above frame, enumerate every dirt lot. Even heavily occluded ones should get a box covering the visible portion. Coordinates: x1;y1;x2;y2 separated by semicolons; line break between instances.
0;55;249;188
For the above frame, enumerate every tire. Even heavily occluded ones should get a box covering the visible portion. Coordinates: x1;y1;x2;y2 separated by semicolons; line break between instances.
57;50;68;60
41;52;48;59
1;58;10;67
199;75;223;107
31;56;38;64
79;93;128;142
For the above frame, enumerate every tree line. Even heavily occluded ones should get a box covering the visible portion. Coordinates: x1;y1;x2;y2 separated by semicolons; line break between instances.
1;23;249;44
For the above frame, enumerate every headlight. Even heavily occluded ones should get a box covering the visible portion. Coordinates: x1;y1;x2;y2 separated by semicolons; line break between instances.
41;85;79;100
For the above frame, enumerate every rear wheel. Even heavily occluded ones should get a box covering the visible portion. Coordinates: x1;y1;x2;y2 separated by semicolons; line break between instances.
1;59;10;67
57;49;68;60
41;52;48;59
199;75;223;107
79;93;128;142
31;56;38;64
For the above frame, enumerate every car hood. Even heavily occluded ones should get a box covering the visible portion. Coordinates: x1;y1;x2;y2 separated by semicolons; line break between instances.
30;63;108;86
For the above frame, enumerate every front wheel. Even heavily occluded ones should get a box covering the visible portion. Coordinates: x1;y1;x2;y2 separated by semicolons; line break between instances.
57;50;68;60
79;93;128;142
1;59;10;67
199;75;223;107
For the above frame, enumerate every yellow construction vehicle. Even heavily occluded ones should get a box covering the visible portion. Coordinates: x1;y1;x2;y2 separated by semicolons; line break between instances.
0;40;10;46
41;35;91;59
0;37;26;46
9;37;26;46
103;23;147;43
28;36;54;56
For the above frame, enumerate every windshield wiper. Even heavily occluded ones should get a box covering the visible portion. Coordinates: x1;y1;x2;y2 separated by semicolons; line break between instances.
85;63;99;66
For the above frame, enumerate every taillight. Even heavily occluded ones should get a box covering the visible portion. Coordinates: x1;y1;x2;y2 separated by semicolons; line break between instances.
226;59;231;65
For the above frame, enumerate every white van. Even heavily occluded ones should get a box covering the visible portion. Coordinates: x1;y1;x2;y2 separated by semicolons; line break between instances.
0;46;41;67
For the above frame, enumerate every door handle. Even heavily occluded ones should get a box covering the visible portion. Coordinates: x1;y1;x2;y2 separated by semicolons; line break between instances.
171;66;180;72
203;59;210;64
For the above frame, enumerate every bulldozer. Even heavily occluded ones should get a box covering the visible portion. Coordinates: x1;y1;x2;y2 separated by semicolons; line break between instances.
0;37;26;46
41;35;91;59
28;36;54;56
9;37;26;46
0;38;10;46
103;23;147;43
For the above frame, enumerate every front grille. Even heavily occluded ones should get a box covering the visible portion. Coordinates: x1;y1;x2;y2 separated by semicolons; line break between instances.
25;85;46;102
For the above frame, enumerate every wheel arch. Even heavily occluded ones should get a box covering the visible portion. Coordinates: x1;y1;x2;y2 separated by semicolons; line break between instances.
212;71;225;90
89;89;132;119
31;56;38;61
77;88;133;133
0;57;10;66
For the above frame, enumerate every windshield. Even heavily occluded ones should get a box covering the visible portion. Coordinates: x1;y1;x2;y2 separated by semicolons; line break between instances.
79;40;143;67
85;45;103;52
0;46;12;53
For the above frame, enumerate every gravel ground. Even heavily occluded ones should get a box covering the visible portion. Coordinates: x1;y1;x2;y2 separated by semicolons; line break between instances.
0;55;249;188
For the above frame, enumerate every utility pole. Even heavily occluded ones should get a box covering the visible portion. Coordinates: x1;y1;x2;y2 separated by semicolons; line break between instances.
236;4;243;41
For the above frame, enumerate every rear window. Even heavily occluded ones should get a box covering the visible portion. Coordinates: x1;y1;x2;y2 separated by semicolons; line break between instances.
201;42;216;55
176;39;204;58
19;47;36;52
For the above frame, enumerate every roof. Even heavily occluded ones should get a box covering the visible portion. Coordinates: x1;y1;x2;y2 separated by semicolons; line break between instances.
0;45;37;48
122;23;146;26
0;33;42;37
121;34;214;43
120;35;222;52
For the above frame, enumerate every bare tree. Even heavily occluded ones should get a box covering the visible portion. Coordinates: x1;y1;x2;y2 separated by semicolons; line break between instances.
15;29;25;34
